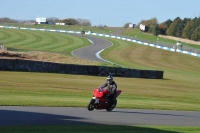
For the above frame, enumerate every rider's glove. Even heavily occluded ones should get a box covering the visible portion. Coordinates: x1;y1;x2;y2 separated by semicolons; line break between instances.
98;86;102;92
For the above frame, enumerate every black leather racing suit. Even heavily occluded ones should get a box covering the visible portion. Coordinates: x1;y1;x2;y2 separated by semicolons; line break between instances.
101;81;117;104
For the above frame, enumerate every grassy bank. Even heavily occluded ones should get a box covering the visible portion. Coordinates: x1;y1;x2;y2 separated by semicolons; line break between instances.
0;71;199;111
0;125;200;133
1;23;200;48
0;28;90;53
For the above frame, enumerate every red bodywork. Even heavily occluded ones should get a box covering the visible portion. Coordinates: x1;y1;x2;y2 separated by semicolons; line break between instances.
92;88;122;109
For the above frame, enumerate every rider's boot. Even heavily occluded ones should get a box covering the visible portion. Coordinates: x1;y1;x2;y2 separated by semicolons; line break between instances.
110;98;116;106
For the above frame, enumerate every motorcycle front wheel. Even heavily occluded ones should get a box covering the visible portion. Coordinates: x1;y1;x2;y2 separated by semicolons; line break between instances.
87;99;95;111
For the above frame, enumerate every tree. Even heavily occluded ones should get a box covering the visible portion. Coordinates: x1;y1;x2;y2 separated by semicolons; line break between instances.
123;22;131;28
47;17;60;23
137;17;158;34
182;20;194;39
60;18;91;26
190;17;200;38
158;22;165;35
76;18;91;26
60;18;78;25
166;17;182;37
191;25;200;41
158;19;172;35
0;17;18;23
152;24;159;36
165;19;173;28
175;18;191;38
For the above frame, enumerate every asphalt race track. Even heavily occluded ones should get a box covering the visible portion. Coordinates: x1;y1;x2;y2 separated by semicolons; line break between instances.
72;35;112;62
0;106;200;126
1;35;200;126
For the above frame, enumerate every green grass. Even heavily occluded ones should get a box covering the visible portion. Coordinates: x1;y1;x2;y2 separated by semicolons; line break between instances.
100;37;200;70
121;28;200;49
0;71;199;111
99;38;200;111
0;28;91;54
0;125;200;133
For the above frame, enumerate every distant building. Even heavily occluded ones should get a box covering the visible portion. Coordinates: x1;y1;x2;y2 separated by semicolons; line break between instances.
139;24;145;31
36;17;47;24
55;23;66;25
129;23;136;28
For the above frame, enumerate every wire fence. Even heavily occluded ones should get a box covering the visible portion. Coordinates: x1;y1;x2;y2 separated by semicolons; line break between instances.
113;34;200;54
156;40;200;54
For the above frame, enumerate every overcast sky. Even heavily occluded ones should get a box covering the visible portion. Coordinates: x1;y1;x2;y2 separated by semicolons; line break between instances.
0;0;199;27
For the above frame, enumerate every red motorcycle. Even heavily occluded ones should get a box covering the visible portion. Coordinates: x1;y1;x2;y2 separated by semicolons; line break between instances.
87;87;122;111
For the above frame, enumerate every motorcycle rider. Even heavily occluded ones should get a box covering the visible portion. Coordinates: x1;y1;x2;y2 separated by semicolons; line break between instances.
100;75;117;105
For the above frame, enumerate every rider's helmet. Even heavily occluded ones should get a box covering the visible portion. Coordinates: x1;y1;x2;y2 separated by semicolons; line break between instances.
106;75;113;84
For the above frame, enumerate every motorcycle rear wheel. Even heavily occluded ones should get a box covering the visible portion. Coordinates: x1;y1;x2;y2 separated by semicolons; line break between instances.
106;99;117;111
87;99;95;111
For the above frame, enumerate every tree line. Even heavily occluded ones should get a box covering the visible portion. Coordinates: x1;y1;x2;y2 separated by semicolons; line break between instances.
1;16;199;41
136;17;200;41
0;17;91;26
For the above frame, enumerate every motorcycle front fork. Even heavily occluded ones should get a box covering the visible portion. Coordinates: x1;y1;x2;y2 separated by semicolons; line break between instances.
92;97;99;105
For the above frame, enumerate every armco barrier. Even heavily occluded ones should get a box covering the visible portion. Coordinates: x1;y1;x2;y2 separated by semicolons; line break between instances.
0;59;164;79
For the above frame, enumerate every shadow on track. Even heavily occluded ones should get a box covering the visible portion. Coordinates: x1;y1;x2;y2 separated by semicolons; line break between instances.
0;110;180;133
112;110;200;118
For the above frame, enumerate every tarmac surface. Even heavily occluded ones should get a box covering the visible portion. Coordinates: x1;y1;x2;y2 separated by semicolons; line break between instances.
72;35;112;62
0;106;200;126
